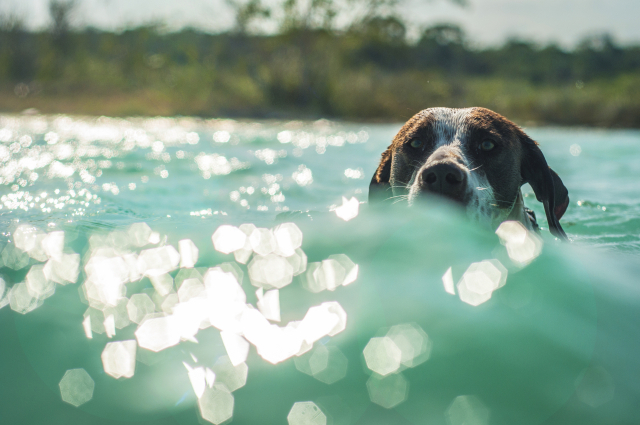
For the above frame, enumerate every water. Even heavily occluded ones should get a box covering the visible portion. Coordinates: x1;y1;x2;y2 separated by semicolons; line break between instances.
1;114;640;425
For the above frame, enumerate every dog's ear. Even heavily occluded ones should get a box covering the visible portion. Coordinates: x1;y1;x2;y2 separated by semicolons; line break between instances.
369;147;392;204
520;135;569;240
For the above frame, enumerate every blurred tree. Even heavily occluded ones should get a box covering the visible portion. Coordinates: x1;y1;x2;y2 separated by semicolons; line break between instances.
280;0;338;32
49;0;76;56
226;0;271;34
575;33;623;80
347;0;400;28
416;24;471;74
0;13;37;81
420;24;465;45
356;15;406;43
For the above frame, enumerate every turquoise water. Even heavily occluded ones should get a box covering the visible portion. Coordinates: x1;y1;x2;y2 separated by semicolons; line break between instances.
1;114;639;425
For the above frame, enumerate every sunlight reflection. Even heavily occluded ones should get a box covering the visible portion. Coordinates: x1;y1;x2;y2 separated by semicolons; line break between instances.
101;340;137;379
135;315;181;352
198;384;235;425
367;373;409;409
294;345;348;385
248;253;294;289
9;281;41;314
178;239;199;268
457;260;508;306
386;323;432;368
0;217;357;422
220;331;250;366
334;197;359;221
212;355;248;392
287;401;327;425
25;264;56;299
363;337;402;376
0;277;7;310
212;225;247;254
442;267;455;295
257;288;281;322
184;363;209;398
496;221;543;266
59;368;95;407
446;395;490;425
575;366;615;407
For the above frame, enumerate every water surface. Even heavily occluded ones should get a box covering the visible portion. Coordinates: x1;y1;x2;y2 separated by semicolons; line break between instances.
1;114;639;425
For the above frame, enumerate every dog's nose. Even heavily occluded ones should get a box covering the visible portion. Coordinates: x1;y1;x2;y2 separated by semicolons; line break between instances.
419;163;467;201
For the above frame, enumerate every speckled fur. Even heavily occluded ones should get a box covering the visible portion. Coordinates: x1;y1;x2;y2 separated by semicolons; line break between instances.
370;107;564;231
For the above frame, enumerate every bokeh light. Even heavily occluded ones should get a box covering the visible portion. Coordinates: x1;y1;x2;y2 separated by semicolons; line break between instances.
446;395;490;425
496;221;543;266
127;294;156;324
287;401;327;425
575;366;615;407
248;253;294;289
1;218;356;421
294;345;348;385
212;355;248;392
386;323;431;368
334;196;359;221
59;368;95;407
135;316;181;352
198;384;235;424
212;225;247;254
101;340;137;379
178;239;199;268
366;372;409;409
9;281;41;314
456;260;508;306
363;337;402;376
442;267;455;295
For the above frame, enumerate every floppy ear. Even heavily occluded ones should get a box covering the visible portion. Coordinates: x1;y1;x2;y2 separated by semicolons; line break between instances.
369;147;393;204
520;136;569;240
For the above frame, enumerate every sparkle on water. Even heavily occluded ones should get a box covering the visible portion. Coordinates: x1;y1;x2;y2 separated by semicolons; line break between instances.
363;336;403;376
366;372;409;409
456;259;508;306
0;216;355;421
362;323;431;377
0;215;355;421
59;368;95;407
446;395;490;425
287;401;327;425
334;196;360;221
294;344;348;384
198;384;235;425
101;340;137;379
495;221;543;266
575;366;616;408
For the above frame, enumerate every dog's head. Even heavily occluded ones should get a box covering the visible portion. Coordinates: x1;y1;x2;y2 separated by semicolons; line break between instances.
369;107;569;239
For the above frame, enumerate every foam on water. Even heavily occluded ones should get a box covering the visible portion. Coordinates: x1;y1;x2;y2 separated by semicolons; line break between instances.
1;114;640;425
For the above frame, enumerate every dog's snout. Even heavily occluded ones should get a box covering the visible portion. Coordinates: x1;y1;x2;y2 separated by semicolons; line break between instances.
419;162;467;201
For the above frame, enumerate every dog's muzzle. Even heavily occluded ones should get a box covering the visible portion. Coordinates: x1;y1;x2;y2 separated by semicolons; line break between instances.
417;161;468;203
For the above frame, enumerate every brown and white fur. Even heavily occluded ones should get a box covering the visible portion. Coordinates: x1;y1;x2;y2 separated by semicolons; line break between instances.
369;107;569;239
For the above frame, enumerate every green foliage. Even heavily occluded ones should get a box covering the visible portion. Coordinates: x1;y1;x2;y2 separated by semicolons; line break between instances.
226;0;271;33
0;2;639;127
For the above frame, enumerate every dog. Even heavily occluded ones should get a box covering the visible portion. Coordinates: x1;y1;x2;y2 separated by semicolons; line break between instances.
368;107;569;239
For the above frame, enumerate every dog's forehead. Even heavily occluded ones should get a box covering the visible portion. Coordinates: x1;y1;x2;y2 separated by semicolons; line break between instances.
395;107;520;146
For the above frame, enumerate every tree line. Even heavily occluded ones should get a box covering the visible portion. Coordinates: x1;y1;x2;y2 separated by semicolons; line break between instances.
1;0;639;126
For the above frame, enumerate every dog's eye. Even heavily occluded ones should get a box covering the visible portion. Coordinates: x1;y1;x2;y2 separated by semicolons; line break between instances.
409;138;423;149
480;139;495;151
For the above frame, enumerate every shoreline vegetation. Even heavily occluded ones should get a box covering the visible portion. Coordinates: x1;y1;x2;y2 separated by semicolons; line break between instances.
1;0;639;127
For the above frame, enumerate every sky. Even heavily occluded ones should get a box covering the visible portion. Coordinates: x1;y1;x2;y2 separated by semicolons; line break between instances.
1;0;639;47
